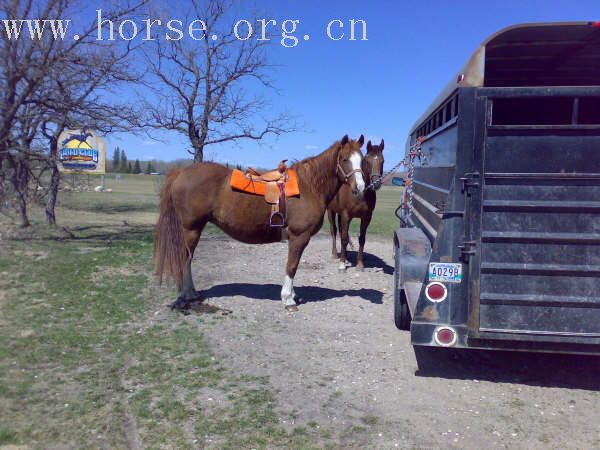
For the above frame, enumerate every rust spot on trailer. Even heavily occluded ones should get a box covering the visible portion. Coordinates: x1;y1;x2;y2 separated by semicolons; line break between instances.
401;239;427;258
422;305;440;321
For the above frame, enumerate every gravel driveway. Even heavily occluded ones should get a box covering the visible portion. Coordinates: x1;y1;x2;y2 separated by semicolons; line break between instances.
186;233;600;449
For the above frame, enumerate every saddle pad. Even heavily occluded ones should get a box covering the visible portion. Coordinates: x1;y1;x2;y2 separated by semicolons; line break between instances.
230;169;300;197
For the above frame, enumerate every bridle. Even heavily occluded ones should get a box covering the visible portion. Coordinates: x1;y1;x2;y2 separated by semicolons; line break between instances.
366;154;384;191
336;152;362;184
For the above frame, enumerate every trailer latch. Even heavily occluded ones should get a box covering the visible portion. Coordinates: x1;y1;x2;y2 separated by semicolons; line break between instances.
458;240;476;261
460;172;480;194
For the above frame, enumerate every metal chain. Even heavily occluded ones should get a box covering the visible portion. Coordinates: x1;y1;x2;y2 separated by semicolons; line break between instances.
402;137;425;222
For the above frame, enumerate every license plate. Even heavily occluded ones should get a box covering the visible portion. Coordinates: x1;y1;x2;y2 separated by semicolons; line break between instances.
428;263;462;283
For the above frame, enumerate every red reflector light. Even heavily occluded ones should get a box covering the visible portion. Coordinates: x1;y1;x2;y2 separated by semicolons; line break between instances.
425;282;447;302
435;327;457;346
593;22;600;28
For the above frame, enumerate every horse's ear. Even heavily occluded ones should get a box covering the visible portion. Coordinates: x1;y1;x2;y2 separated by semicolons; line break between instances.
340;134;349;146
358;134;365;146
367;140;372;151
380;138;385;151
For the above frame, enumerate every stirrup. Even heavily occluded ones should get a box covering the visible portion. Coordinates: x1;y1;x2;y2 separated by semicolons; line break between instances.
269;211;286;227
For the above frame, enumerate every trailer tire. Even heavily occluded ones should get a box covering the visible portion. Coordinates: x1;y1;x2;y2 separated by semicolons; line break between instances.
394;248;411;331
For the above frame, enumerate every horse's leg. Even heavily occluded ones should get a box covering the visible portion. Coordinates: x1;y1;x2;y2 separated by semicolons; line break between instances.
171;226;203;310
356;212;372;270
327;208;338;259
281;231;310;312
338;212;352;270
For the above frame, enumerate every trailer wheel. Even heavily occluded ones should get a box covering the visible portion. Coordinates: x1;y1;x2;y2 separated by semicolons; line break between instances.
394;248;411;330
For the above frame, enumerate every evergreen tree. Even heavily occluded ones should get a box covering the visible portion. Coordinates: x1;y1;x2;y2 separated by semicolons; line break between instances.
133;159;141;174
111;147;120;172
127;161;132;173
119;149;128;173
145;161;154;174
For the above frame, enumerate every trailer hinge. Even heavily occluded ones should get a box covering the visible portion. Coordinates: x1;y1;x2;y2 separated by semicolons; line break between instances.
435;201;464;218
460;171;480;194
458;240;476;261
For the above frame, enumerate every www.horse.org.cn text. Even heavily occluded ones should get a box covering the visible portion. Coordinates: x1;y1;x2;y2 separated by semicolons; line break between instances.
2;11;368;48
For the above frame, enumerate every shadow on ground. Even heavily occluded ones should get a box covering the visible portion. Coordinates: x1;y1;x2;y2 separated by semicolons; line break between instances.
335;250;394;275
414;346;600;391
201;282;384;304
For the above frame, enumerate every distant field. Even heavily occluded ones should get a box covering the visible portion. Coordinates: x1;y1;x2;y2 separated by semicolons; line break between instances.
58;173;162;214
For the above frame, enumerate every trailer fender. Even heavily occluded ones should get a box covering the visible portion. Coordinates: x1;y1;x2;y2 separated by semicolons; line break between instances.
393;227;432;315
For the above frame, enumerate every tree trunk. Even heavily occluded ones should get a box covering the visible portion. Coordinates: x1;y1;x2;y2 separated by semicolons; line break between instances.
45;134;60;225
46;163;60;225
0;151;6;205
16;189;30;228
194;144;204;163
8;156;30;228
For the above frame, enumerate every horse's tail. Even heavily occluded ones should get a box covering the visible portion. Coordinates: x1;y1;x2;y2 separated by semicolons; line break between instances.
154;168;186;289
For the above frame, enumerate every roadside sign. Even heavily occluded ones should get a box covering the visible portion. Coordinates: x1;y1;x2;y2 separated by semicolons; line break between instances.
57;128;106;174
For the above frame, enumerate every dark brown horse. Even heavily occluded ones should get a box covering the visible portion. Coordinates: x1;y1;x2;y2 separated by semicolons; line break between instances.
327;139;384;270
154;135;365;311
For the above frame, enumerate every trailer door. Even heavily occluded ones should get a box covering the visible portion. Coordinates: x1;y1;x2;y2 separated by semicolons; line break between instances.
469;88;600;343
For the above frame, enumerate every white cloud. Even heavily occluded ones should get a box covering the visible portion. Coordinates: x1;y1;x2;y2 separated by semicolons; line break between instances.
304;144;318;150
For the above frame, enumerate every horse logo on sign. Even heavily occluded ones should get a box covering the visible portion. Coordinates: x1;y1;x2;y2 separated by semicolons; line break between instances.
57;128;106;174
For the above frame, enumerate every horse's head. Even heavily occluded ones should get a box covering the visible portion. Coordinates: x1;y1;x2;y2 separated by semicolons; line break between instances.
364;139;385;190
337;134;365;197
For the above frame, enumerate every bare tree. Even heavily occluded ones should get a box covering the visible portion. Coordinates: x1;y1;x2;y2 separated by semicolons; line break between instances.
0;0;146;225
143;0;295;163
39;35;145;225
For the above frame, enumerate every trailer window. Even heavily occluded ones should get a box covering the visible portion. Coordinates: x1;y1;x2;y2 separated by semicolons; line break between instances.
445;102;452;122
491;97;573;125
413;93;458;138
579;97;600;124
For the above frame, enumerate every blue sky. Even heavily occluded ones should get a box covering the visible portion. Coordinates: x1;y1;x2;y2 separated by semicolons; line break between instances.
107;0;600;167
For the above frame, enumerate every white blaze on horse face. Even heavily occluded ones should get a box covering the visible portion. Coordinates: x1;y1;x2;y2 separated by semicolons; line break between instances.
281;275;296;306
350;151;365;194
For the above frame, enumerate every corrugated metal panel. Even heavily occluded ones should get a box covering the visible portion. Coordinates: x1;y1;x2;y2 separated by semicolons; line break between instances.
478;129;600;337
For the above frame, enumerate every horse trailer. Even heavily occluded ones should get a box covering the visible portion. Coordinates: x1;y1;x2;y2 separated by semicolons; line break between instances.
393;22;600;356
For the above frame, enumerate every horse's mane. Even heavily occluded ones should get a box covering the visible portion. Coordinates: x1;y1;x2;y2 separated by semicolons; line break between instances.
292;140;341;195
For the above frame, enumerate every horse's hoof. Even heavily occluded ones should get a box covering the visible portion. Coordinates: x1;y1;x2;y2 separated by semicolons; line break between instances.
170;297;191;311
285;305;299;312
356;264;365;271
344;260;352;267
330;254;339;260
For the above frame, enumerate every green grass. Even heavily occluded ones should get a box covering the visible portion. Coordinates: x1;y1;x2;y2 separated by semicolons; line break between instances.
0;227;322;448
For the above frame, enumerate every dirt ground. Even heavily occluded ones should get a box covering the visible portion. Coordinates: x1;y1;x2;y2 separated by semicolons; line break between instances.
178;233;600;449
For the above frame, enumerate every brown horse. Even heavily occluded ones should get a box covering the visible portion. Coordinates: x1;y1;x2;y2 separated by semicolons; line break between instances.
327;139;384;270
154;135;365;312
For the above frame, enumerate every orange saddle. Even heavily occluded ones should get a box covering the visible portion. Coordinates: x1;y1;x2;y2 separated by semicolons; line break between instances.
230;163;300;227
230;168;300;197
